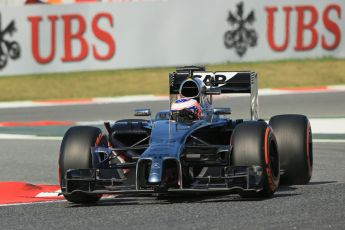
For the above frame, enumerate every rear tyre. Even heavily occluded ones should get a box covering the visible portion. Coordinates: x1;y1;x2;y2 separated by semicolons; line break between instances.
59;126;107;204
269;114;313;185
231;121;280;198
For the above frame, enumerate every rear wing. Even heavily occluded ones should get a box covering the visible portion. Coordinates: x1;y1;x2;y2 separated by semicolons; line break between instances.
169;66;258;120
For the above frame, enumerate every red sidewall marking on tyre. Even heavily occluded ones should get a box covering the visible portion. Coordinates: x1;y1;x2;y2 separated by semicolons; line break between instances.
264;128;276;191
264;128;270;166
0;182;63;205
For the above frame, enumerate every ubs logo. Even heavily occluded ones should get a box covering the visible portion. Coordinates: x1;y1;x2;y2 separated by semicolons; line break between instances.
0;13;20;70
224;2;258;57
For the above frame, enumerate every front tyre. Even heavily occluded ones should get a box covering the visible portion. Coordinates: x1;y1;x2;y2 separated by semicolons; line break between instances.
231;121;280;198
59;126;107;204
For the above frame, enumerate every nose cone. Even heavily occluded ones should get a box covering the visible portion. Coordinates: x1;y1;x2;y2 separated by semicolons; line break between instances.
148;173;160;184
148;160;163;184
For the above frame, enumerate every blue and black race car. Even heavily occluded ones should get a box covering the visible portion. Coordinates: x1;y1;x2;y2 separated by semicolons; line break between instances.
59;66;313;204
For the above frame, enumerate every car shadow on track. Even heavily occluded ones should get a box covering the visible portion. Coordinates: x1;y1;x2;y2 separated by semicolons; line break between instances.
65;180;336;207
66;190;301;208
305;181;337;186
277;180;337;192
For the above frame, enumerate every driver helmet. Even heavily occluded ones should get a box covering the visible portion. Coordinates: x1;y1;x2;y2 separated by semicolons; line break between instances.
171;98;202;121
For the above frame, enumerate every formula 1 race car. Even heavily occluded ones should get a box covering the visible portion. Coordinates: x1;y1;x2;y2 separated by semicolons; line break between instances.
59;66;313;204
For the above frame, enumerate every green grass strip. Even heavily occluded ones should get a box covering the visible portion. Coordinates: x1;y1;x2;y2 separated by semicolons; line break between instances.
0;58;344;101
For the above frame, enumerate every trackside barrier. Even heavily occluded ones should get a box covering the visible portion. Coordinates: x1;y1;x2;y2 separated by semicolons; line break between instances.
0;0;344;76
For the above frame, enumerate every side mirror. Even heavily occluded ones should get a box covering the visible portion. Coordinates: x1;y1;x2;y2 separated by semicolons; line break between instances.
212;108;231;115
134;109;151;117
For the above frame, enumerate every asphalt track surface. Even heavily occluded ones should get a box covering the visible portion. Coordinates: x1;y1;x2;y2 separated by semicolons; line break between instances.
0;141;344;230
0;92;345;230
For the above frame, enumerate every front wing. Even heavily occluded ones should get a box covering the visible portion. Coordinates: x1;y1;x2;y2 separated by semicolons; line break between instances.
61;165;264;196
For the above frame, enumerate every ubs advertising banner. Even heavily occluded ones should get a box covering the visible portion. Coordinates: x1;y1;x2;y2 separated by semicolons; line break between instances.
0;0;344;76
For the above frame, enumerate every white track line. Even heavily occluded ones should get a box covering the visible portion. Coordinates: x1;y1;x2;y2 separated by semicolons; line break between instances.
309;118;345;134
0;200;66;207
0;134;62;140
35;189;61;198
313;139;345;143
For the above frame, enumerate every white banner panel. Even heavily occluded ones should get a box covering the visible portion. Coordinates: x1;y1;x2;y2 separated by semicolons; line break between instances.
0;0;344;76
